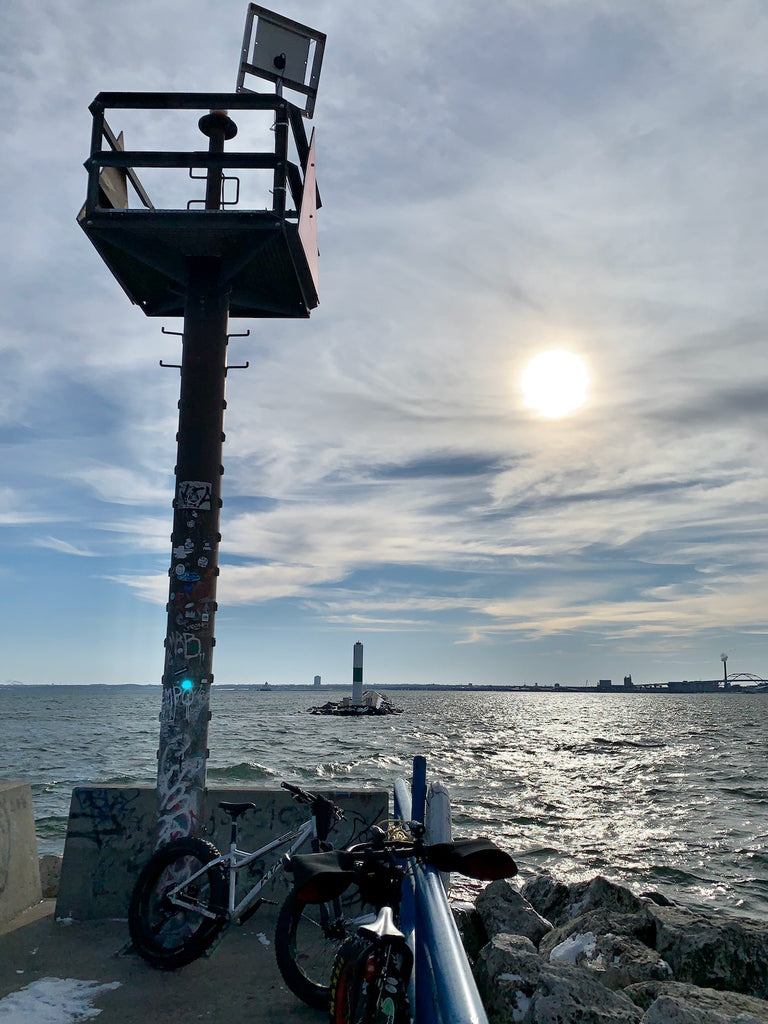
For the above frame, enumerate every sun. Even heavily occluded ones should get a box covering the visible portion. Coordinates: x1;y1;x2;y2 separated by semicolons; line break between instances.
521;349;589;418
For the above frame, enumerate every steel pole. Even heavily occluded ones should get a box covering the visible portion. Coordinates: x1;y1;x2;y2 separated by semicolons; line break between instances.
155;112;236;845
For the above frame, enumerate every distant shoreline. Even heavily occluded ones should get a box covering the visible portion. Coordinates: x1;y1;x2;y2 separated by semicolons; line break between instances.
2;681;766;693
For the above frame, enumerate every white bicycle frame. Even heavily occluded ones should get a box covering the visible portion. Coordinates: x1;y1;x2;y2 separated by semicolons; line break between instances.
167;816;318;922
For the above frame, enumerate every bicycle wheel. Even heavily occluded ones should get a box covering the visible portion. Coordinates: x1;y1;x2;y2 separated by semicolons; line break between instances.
329;935;369;1024
274;889;359;1010
128;837;228;970
331;937;412;1024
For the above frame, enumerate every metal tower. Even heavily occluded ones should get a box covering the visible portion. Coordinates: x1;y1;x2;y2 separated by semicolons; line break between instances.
79;7;325;844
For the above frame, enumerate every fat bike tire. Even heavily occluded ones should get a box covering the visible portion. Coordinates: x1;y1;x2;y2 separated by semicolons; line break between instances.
329;935;370;1024
331;936;412;1024
274;890;354;1010
128;836;228;970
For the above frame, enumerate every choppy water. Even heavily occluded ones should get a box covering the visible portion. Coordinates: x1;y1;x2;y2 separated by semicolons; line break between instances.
2;685;767;920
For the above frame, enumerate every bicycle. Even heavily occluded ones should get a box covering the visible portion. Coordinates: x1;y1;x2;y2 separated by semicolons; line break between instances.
282;820;518;1023
128;781;350;973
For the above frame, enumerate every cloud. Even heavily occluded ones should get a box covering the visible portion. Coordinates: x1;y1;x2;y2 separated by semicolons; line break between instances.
2;0;768;683
33;536;97;557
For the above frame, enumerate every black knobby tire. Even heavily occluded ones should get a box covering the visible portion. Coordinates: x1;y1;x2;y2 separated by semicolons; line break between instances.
274;889;357;1010
128;836;228;970
331;937;411;1024
329;935;370;1024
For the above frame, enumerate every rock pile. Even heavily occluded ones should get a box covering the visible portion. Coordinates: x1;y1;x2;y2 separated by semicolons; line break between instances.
455;872;768;1023
306;697;403;716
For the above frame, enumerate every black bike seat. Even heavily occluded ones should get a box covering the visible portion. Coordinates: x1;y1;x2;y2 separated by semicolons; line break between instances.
219;801;257;818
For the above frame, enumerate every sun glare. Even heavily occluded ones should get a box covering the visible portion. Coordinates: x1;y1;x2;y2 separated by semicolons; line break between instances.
521;349;589;419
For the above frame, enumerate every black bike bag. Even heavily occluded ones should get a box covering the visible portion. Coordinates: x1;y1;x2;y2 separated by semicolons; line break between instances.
286;851;358;903
425;838;518;880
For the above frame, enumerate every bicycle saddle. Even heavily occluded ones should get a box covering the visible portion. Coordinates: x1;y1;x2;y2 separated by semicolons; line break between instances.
360;905;404;943
218;801;257;819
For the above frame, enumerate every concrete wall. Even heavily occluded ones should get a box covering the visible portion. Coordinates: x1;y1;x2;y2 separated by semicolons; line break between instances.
56;785;389;920
0;781;42;925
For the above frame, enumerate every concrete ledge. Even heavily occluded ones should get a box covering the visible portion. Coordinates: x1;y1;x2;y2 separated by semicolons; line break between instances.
0;781;42;926
56;785;389;920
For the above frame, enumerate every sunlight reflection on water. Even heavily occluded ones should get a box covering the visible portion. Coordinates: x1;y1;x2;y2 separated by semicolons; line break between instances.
2;685;766;919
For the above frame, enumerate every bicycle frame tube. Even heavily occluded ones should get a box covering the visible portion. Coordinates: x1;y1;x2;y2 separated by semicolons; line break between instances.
228;817;316;919
166;817;317;921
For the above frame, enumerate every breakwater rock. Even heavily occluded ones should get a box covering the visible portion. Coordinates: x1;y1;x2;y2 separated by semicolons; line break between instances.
456;872;768;1023
306;694;403;716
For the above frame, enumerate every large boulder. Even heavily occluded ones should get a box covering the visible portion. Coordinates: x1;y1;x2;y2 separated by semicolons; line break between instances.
474;933;542;1023
647;904;768;1001
452;898;489;963
521;872;574;926
39;855;62;899
476;879;553;947
476;873;768;1021
522;873;646;928
539;906;656;958
475;933;643;1024
625;981;768;1023
545;923;673;990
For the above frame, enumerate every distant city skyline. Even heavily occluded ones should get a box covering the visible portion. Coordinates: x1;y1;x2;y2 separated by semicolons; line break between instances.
2;2;768;687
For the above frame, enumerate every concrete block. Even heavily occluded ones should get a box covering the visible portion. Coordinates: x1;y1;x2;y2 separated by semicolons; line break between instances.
0;780;42;925
56;785;389;920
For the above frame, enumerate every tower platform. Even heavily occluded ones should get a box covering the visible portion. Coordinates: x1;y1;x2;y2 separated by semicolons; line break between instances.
78;91;319;318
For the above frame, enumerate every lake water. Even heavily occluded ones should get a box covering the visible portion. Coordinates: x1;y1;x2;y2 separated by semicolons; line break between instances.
2;684;766;920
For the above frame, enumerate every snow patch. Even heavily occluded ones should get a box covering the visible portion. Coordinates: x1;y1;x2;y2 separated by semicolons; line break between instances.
0;977;120;1023
548;931;597;964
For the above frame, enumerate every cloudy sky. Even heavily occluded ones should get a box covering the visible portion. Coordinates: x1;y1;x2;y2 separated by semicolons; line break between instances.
2;1;767;687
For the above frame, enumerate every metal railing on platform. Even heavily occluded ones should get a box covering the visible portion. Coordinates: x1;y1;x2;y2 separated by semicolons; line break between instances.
394;757;490;1024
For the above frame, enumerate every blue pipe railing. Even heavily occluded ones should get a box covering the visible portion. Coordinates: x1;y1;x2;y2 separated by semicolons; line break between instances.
394;760;490;1024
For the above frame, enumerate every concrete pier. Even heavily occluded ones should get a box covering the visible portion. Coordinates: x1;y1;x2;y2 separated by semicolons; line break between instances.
0;781;42;926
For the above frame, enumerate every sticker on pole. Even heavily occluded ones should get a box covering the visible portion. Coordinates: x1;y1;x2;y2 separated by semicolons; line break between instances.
178;481;212;509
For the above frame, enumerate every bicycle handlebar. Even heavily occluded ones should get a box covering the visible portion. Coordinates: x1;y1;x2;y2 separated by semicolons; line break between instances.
280;781;345;823
281;780;317;803
287;835;517;903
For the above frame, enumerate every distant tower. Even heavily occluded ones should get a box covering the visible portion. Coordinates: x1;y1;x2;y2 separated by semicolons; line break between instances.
352;642;364;705
721;652;729;687
314;675;321;688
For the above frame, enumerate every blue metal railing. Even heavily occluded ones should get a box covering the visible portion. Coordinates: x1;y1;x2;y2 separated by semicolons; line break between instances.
394;759;490;1024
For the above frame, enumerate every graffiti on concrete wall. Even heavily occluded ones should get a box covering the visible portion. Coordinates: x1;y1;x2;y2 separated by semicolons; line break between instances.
70;787;145;853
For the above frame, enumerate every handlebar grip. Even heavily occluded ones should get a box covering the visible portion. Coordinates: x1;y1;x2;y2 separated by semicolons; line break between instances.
281;780;316;804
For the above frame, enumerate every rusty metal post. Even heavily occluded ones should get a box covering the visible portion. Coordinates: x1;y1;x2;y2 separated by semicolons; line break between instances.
155;111;237;845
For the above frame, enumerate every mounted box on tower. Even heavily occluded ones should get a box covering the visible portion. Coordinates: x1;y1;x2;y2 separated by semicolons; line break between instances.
237;4;326;118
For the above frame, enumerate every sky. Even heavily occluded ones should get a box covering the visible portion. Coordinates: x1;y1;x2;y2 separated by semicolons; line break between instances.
2;1;768;687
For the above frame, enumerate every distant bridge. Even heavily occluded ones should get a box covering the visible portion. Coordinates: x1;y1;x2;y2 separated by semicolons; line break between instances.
727;672;768;684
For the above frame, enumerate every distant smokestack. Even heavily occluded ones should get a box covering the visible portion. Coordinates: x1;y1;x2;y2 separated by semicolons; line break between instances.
352;642;363;705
